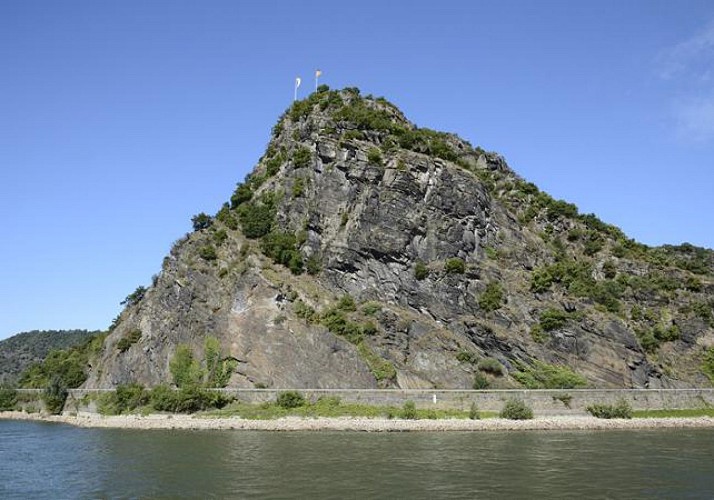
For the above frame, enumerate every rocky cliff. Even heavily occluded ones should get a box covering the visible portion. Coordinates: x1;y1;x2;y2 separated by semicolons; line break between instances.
84;87;714;390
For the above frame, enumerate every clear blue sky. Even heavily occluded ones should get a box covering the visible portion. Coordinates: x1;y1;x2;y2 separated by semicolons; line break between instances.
2;0;713;340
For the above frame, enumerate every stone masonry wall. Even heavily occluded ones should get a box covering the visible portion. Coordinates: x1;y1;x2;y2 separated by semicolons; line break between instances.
60;388;714;415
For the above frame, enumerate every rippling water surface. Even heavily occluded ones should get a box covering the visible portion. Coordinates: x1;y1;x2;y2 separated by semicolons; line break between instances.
1;420;713;499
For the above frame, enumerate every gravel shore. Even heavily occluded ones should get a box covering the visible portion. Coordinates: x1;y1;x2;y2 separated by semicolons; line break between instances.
3;411;714;432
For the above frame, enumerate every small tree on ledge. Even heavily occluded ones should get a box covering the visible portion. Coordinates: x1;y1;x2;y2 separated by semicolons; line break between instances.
191;212;213;231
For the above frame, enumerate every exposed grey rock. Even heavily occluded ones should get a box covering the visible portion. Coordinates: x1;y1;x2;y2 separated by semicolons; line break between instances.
84;89;714;390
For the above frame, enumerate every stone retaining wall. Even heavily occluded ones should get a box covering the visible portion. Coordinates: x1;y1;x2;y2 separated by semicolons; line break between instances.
54;388;714;414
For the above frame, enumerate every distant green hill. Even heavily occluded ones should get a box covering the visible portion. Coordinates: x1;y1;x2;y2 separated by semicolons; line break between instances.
0;330;100;384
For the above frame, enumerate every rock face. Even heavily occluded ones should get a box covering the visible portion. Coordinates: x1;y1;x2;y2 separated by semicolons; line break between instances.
85;88;714;390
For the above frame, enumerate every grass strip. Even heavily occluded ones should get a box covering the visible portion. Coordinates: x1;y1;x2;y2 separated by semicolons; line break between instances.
632;408;714;419
202;397;499;420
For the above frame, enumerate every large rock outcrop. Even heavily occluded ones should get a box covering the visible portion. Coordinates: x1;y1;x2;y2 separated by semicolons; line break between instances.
85;88;714;390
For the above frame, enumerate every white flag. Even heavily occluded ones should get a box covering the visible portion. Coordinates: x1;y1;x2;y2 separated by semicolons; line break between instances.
295;77;301;88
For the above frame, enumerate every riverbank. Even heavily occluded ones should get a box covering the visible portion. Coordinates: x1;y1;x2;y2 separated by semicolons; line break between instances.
2;411;714;431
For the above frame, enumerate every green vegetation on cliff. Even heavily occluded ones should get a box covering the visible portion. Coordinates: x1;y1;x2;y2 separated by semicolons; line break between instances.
0;329;100;383
16;333;106;414
18;334;105;390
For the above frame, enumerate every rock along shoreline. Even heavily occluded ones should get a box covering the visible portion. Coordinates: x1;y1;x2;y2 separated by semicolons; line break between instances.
2;411;714;432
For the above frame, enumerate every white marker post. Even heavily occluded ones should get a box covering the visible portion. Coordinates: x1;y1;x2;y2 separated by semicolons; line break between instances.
294;77;301;101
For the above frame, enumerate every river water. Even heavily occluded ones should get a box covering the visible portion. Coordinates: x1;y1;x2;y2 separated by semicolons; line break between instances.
1;420;713;499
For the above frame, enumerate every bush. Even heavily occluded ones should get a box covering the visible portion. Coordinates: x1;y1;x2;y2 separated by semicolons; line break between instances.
580;212;622;237
230;183;253;208
456;350;478;364
530;323;548;343
293;300;317;322
117;329;142;352
684;276;703;292
213;229;228;246
530;268;554;293
636;329;660;353
277;391;306;409
342;130;364;141
530;259;596;297
335;294;356;312
361;302;382;316
292;147;312;168
542;196;579;221
198;244;217;261
321;309;363;343
500;399;533;420
367;148;383;166
149;385;178;412
472;372;489;390
414;261;429;280
552;393;573;409
261;231;303;275
43;376;68;415
288;99;313;122
305;256;321;275
173;386;231;413
590;280;623;313
216;204;239;230
702;348;714;383
469;402;481;420
98;383;149;415
445;258;465;274
204;337;236;388
237;202;276;239
602;260;617;279
478;282;504;312
583;233;604;256
292;177;306;198
477;358;504;376
586;399;632;419
333;99;394;132
393;127;459;162
654;324;680;342
191;212;213;231
265;152;285;177
361;321;378;336
169;345;203;388
401;400;418;420
147;385;231;413
512;361;587;389
121;286;147;307
538;308;571;332
0;386;17;411
357;343;397;382
636;324;681;353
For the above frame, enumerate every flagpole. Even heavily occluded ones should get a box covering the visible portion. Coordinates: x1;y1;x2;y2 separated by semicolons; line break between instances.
315;69;322;92
294;77;301;102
